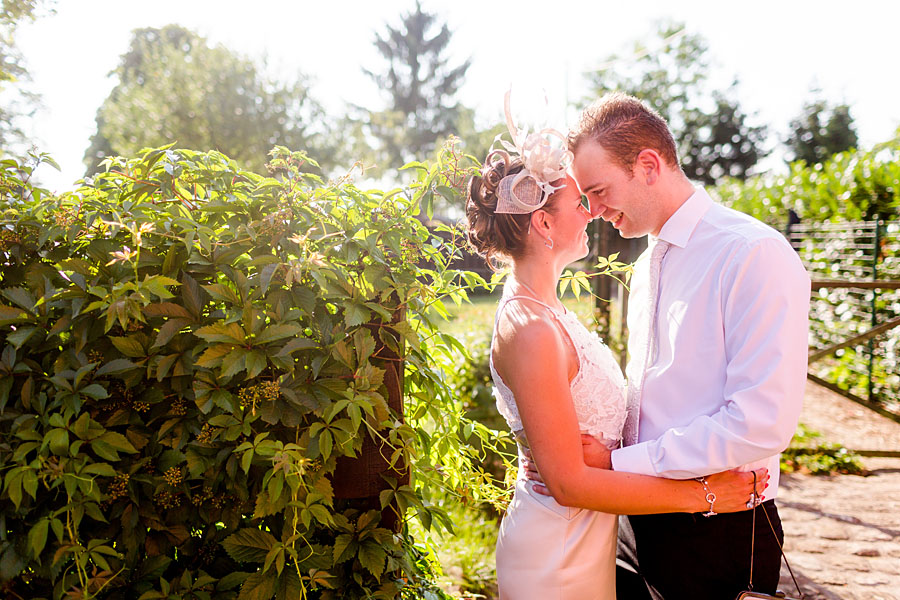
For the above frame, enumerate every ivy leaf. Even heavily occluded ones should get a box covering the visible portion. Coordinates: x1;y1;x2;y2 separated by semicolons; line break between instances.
82;463;116;477
358;540;386;578
152;317;191;348
7;327;37;349
332;533;356;564
221;348;249;378
28;519;49;557
195;322;245;344
274;569;302;600
46;429;69;455
143;302;192;320
0;304;28;322
181;273;203;317
343;301;370;328
80;384;109;400
253;323;302;345
203;283;242;306
110;336;145;358
275;338;316;357
95;358;138;377
237;571;277;600
96;431;137;454
1;287;35;312
245;351;267;379
222;528;277;563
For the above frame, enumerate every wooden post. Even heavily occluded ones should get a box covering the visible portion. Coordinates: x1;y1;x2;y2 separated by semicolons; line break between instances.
331;303;408;531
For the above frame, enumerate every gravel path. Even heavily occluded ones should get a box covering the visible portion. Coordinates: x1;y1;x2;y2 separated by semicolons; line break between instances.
775;383;900;600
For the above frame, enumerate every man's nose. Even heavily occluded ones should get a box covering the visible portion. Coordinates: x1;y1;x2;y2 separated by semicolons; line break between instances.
592;204;612;220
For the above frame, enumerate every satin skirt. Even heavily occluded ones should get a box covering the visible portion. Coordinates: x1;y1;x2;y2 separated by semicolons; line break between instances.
496;475;617;599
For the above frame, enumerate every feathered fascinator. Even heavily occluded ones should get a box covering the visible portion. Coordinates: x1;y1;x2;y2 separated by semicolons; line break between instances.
490;90;573;214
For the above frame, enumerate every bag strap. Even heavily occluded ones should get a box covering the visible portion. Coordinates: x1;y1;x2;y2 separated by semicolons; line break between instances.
748;472;805;598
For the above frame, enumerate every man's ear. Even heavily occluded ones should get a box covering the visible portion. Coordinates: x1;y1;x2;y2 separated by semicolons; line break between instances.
635;149;662;185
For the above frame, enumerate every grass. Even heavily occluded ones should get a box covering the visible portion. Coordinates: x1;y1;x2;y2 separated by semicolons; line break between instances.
443;288;615;340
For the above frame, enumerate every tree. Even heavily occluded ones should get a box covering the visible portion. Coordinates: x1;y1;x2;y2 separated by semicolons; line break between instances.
785;96;858;165
681;85;768;184
357;1;471;173
583;21;768;185
0;0;54;153
83;25;334;175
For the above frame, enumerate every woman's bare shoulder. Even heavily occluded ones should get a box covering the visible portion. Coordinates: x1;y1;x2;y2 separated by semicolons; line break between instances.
494;300;565;371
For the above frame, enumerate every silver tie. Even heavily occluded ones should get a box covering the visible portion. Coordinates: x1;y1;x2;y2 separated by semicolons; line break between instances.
623;239;670;446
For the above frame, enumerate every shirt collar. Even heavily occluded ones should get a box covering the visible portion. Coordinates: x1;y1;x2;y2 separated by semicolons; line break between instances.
654;187;713;248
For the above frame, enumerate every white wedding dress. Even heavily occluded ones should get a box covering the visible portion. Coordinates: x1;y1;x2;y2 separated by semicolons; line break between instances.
490;294;627;600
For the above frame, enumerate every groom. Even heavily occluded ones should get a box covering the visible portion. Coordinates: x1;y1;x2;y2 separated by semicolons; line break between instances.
534;92;810;599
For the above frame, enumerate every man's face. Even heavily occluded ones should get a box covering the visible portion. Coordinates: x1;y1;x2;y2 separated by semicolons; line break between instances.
572;140;657;239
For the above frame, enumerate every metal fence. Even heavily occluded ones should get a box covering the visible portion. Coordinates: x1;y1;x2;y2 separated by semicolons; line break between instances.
789;218;900;418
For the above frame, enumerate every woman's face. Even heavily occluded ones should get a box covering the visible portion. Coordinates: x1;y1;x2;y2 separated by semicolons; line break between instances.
546;175;594;262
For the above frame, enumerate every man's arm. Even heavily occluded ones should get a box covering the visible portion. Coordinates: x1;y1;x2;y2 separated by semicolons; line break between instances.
612;237;811;479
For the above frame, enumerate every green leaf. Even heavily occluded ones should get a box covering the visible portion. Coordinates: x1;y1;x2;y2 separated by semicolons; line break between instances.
181;273;203;317
96;431;137;453
1;287;35;312
143;302;192;319
82;463;116;477
0;305;28;322
358;540;386;578
47;429;69;455
332;533;355;564
275;338;317;356
195;322;245;344
110;336;145;358
153;317;191;348
222;528;277;563
343;301;370;328
142;275;179;299
7;327;37;349
237;571;277;600
253;323;302;345
221;347;249;378
245;351;267;379
203;283;242;305
96;358;138;376
28;519;49;557
80;384;109;400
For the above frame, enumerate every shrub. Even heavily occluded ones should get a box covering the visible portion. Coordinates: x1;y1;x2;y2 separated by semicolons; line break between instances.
714;139;900;230
0;146;507;599
781;424;865;475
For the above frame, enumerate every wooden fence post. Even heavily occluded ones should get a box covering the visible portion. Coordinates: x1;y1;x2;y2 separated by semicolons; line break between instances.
331;303;409;531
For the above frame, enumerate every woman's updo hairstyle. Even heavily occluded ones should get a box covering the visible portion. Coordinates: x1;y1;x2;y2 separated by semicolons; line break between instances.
466;150;554;270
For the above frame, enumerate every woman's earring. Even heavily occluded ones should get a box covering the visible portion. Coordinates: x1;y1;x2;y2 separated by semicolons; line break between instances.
544;237;554;250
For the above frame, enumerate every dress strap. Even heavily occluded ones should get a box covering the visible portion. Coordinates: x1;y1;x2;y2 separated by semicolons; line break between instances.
494;294;564;328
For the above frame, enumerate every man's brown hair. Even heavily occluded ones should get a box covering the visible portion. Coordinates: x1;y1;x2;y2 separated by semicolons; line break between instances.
567;92;681;172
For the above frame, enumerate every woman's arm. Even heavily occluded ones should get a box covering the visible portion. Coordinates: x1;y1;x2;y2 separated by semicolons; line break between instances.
493;308;763;515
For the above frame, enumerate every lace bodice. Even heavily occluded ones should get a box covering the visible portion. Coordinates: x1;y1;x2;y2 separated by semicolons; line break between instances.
489;295;627;446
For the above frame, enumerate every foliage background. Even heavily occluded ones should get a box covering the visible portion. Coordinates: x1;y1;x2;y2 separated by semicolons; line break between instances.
0;143;512;600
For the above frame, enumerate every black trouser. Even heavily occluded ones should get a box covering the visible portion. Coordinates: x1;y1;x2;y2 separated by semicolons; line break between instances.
616;500;783;600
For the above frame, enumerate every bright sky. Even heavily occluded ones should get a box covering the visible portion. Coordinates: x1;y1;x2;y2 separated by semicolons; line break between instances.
15;0;900;192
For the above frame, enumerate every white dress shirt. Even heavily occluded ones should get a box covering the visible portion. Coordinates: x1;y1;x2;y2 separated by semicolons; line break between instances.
611;188;811;499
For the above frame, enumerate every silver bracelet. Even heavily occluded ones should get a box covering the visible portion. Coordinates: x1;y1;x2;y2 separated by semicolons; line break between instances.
695;476;717;517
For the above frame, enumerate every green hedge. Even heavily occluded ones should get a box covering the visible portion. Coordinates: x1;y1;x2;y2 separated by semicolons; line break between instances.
0;145;507;599
714;139;900;228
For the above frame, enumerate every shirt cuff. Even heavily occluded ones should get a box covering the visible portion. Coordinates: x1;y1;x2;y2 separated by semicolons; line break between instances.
611;442;656;476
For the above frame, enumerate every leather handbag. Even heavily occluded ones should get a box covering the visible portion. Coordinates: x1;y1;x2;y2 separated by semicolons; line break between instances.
735;474;804;600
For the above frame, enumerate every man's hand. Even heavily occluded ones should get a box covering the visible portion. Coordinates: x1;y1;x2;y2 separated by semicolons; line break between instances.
522;434;613;496
582;434;613;470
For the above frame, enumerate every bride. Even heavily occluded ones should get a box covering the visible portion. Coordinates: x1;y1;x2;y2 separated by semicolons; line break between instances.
463;101;766;599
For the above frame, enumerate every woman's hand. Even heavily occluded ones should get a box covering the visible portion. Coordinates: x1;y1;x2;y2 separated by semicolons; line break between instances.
701;468;770;514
